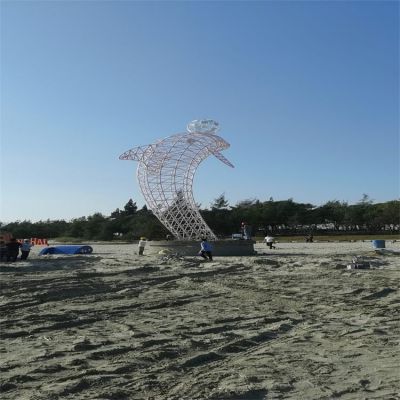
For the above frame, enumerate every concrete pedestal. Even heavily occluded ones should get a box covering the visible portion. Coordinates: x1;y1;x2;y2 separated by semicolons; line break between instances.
148;240;256;256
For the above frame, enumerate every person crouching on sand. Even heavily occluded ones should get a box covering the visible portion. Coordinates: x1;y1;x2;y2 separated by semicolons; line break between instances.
21;239;34;260
264;235;276;249
138;237;147;255
199;237;213;261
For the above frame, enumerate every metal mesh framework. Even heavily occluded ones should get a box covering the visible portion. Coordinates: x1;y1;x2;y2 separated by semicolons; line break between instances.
119;120;234;240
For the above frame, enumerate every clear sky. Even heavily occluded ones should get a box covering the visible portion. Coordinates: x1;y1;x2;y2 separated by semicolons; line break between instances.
1;0;398;222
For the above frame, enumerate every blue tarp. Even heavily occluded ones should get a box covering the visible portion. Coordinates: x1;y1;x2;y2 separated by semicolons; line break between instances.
39;245;93;255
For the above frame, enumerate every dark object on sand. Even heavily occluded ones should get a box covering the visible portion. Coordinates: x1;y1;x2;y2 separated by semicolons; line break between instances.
39;245;93;255
347;263;370;270
347;257;370;270
372;240;385;249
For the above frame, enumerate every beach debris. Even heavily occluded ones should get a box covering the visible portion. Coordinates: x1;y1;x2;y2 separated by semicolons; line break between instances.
158;252;192;265
158;249;172;255
347;256;370;270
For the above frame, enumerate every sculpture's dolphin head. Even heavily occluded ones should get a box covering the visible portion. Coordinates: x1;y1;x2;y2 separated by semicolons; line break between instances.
187;120;234;168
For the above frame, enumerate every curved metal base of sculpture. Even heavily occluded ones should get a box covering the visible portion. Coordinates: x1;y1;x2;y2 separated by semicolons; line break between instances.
120;120;234;240
148;240;256;257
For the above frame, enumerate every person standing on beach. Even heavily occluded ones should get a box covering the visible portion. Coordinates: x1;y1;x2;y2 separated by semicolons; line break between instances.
241;222;252;240
264;235;276;249
138;237;147;255
6;238;21;262
306;234;314;243
199;237;213;261
0;241;7;261
21;239;34;260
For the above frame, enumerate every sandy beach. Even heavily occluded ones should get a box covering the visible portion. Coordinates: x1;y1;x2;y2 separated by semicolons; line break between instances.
1;241;399;400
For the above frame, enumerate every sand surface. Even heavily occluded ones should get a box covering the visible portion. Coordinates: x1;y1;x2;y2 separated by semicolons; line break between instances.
1;241;399;400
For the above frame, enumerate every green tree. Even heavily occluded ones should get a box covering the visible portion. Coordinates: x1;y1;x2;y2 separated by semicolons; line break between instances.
380;200;400;228
318;200;347;230
110;208;121;218
84;213;107;239
211;193;230;210
67;217;87;238
123;199;138;216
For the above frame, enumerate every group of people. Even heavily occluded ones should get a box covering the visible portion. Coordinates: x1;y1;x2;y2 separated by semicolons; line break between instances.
0;238;34;262
139;232;316;258
141;233;316;258
136;236;214;261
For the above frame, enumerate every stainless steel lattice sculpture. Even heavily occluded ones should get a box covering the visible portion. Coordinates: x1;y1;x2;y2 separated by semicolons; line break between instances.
119;119;234;240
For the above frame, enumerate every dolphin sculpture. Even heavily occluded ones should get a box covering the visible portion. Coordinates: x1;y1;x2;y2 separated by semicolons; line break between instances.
119;119;234;240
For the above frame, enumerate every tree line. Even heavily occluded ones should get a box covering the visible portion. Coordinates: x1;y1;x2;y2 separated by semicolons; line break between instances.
1;195;399;241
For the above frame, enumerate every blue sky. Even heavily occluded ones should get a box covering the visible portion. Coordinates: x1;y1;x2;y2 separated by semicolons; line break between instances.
1;0;398;222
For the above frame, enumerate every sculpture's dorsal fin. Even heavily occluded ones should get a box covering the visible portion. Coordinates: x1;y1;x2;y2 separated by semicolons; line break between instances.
212;151;234;168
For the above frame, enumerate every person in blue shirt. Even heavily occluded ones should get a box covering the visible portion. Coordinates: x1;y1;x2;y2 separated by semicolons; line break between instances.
199;237;213;261
21;239;34;260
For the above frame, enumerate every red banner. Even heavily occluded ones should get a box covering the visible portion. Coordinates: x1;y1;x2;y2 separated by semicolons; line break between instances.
17;238;48;246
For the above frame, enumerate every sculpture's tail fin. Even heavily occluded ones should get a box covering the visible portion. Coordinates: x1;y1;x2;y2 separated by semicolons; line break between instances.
119;145;152;161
